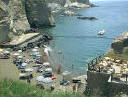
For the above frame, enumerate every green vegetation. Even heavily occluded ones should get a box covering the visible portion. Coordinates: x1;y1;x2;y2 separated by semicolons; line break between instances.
105;47;128;61
105;52;128;61
0;79;99;97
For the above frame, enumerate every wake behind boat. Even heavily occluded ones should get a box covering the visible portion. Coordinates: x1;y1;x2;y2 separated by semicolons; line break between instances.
98;29;105;35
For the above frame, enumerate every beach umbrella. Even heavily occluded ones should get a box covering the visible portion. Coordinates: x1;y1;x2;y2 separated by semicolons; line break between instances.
36;64;41;66
36;54;42;57
32;49;38;52
25;68;34;72
62;71;71;76
13;53;20;56
4;50;10;54
34;52;40;55
45;68;52;72
18;50;22;53
43;62;50;66
42;78;53;83
0;49;3;53
125;68;128;74
36;76;44;82
17;55;24;59
22;63;28;67
34;47;39;49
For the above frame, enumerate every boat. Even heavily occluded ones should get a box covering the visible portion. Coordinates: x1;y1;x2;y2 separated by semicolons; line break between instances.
98;29;105;35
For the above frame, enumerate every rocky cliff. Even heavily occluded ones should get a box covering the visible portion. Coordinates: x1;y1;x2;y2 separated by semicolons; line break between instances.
47;0;90;6
0;0;55;43
111;31;128;54
1;0;30;34
25;0;55;28
0;8;10;43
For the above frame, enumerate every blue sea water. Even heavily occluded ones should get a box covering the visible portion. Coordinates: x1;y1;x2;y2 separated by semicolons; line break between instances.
48;0;128;75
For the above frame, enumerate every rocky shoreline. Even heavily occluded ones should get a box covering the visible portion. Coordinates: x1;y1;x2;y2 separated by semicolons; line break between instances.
110;31;128;54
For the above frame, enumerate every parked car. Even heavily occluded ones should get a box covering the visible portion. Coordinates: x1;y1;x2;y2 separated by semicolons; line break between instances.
0;53;10;59
19;73;33;79
60;80;70;86
43;71;53;77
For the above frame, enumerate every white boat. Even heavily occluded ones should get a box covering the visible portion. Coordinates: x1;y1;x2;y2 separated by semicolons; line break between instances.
98;29;105;35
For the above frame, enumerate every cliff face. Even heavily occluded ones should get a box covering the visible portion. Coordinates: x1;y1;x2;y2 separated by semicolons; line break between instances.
0;0;55;43
111;32;128;54
1;0;30;34
0;8;10;43
25;0;55;28
0;0;30;44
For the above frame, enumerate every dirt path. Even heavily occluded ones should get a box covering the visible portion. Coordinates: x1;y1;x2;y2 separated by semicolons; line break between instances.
0;58;19;80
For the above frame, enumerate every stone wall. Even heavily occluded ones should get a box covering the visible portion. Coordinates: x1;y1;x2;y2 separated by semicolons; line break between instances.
87;71;110;95
105;81;128;96
87;71;128;96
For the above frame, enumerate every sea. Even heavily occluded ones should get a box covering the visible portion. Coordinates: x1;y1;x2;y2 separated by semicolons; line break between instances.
44;0;128;75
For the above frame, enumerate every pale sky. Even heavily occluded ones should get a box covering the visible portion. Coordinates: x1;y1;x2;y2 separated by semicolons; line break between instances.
90;0;128;1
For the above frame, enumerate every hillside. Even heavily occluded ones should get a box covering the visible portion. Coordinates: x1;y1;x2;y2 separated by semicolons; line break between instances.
0;79;98;97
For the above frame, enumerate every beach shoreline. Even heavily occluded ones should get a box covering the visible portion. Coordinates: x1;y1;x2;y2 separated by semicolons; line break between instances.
0;33;87;93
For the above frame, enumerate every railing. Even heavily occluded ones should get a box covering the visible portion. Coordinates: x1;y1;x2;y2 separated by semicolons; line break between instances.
87;55;128;83
87;54;104;71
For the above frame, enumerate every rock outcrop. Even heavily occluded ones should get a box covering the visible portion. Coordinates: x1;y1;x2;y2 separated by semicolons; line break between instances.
0;0;30;43
111;31;128;54
1;0;30;34
0;8;10;43
25;0;55;28
0;0;55;43
76;0;90;5
47;0;90;6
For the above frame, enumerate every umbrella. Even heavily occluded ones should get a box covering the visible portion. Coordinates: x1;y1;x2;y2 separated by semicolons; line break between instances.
25;68;34;72
17;55;24;59
45;68;52;72
4;50;10;54
22;63;28;67
36;55;42;57
32;49;38;52
33;52;40;55
0;49;3;53
42;78;53;83
13;53;20;56
62;71;71;76
125;68;128;74
36;76;44;82
43;62;50;66
36;64;41;66
18;50;22;53
34;47;39;49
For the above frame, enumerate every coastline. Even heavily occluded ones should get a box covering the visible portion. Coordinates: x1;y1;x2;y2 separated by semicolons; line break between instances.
0;33;87;93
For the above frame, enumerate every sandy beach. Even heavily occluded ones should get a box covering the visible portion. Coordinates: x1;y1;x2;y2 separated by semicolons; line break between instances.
0;47;86;93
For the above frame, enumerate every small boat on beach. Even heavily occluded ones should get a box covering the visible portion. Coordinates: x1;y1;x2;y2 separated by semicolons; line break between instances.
98;29;105;35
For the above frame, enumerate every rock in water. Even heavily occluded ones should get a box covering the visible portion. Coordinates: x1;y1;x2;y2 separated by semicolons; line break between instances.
76;0;90;5
25;0;55;28
111;32;128;54
77;16;97;20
